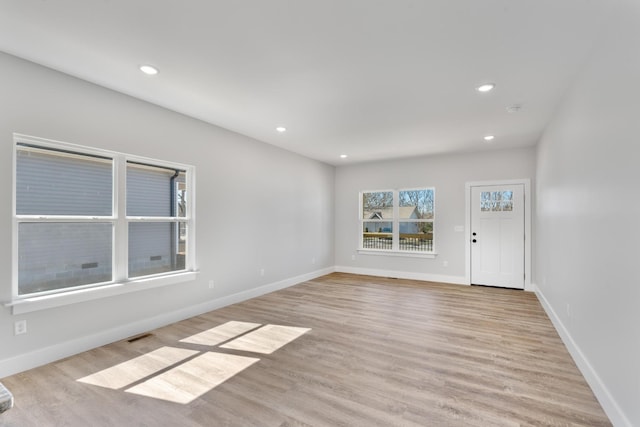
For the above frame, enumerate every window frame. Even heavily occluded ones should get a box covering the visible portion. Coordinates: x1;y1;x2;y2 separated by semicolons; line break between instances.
358;187;437;258
9;134;198;314
125;161;189;279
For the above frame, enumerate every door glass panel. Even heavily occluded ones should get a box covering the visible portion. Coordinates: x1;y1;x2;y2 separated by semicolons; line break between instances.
481;191;513;212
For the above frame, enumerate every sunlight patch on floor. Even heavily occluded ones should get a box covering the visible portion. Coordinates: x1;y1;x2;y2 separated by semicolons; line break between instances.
76;321;310;404
179;320;261;346
125;352;259;404
220;324;311;354
77;346;198;389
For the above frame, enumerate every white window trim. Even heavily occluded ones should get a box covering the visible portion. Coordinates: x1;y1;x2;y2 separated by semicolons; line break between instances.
7;133;198;314
357;249;437;259
358;187;437;258
5;271;199;315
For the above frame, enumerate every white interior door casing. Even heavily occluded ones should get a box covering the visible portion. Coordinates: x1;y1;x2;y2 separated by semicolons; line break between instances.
470;184;525;289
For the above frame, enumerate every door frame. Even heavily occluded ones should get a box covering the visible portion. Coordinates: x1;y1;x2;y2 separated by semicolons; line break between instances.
465;179;532;291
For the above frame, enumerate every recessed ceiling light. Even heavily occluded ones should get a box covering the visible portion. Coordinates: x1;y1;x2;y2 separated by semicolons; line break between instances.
139;65;158;75
476;83;495;93
484;135;495;141
340;154;348;159
276;126;287;133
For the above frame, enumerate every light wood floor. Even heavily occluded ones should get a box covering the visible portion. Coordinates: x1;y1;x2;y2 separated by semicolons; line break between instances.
0;273;611;426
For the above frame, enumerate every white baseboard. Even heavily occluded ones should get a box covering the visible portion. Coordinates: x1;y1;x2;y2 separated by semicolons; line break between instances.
335;265;467;285
0;266;335;379
535;287;632;427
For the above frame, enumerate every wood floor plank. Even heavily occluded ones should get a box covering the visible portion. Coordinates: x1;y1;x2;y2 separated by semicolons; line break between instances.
0;273;611;426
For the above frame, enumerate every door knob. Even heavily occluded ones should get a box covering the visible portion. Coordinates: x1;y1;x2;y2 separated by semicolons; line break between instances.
472;232;477;236
472;239;477;243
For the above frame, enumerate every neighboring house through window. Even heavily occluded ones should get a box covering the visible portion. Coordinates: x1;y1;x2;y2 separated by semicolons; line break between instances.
360;188;435;254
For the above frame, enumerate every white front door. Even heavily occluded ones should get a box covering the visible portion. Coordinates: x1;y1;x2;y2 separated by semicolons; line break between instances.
470;184;525;289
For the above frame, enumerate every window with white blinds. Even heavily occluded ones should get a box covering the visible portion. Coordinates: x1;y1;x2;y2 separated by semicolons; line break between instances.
13;135;195;298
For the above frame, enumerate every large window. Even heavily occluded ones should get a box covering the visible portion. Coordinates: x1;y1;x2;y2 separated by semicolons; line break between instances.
13;135;195;299
360;188;434;254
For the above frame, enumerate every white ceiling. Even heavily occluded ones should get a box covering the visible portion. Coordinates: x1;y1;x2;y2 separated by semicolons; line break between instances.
0;0;607;165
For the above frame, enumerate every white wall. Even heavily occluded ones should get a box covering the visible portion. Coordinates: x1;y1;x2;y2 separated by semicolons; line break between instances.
0;52;335;377
334;147;536;282
535;2;640;425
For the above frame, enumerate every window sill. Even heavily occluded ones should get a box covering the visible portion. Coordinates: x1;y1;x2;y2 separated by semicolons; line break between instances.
5;271;199;315
357;249;438;259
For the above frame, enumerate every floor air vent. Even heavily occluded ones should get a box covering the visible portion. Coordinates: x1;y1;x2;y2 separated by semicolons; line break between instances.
127;333;153;343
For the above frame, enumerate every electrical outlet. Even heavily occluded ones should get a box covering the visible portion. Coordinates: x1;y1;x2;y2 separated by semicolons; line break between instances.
351;254;356;261
566;303;572;319
14;320;27;336
260;268;265;276
311;257;316;264
208;280;214;289
443;260;448;267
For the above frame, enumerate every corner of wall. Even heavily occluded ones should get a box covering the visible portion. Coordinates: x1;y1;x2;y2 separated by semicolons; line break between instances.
534;287;633;427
